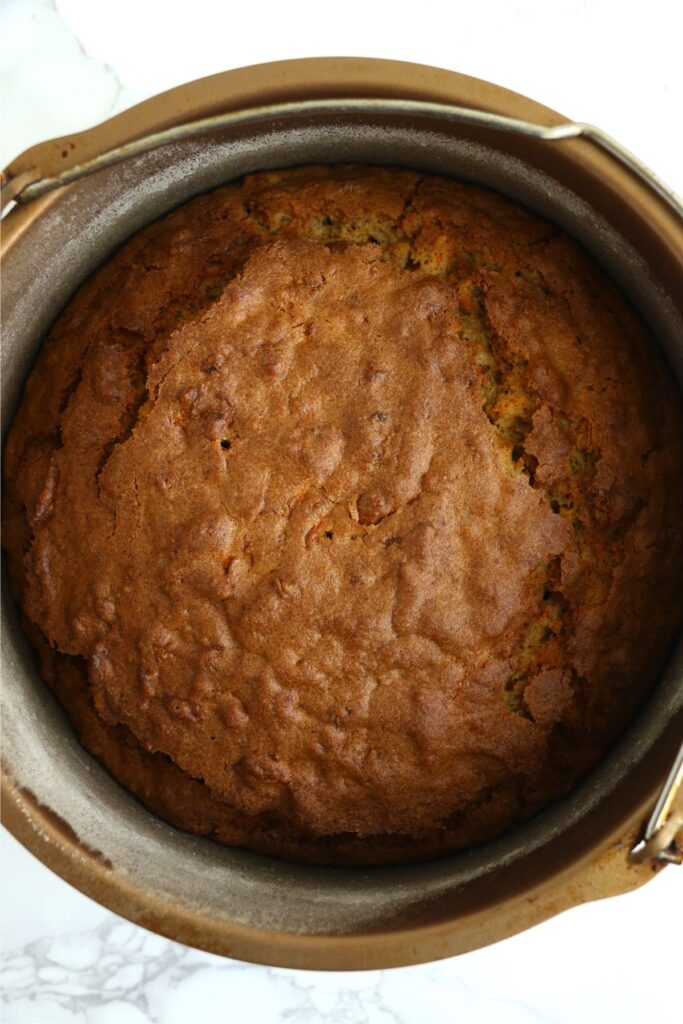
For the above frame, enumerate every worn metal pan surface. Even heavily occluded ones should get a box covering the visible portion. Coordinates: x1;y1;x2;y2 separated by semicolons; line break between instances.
2;58;682;970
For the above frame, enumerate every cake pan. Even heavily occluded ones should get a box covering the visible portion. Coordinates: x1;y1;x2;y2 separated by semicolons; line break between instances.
1;58;682;970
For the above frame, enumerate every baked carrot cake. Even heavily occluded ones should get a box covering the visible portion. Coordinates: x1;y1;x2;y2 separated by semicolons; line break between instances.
4;166;682;864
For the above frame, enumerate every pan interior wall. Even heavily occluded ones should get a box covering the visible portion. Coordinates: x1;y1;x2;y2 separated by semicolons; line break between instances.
1;115;682;939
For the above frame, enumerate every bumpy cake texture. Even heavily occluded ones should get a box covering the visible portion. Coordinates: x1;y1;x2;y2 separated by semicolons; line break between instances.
4;166;683;865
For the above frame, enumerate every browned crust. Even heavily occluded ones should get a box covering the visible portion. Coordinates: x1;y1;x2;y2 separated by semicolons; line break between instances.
3;165;683;865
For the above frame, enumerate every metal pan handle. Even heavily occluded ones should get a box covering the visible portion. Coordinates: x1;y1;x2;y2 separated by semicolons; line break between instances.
2;97;682;216
631;743;683;865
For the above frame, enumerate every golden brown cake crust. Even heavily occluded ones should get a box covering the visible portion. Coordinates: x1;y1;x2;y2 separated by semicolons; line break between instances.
4;165;683;865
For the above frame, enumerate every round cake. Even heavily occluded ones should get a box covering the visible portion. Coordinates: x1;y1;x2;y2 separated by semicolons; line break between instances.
4;166;683;865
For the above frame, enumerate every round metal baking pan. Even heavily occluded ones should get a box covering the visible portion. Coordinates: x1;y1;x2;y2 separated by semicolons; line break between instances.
2;58;682;970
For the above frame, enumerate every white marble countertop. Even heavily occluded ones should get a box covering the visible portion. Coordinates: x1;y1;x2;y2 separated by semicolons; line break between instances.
1;1;681;1021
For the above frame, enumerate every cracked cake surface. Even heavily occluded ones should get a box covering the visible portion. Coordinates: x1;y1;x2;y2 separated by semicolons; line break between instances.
3;165;683;865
